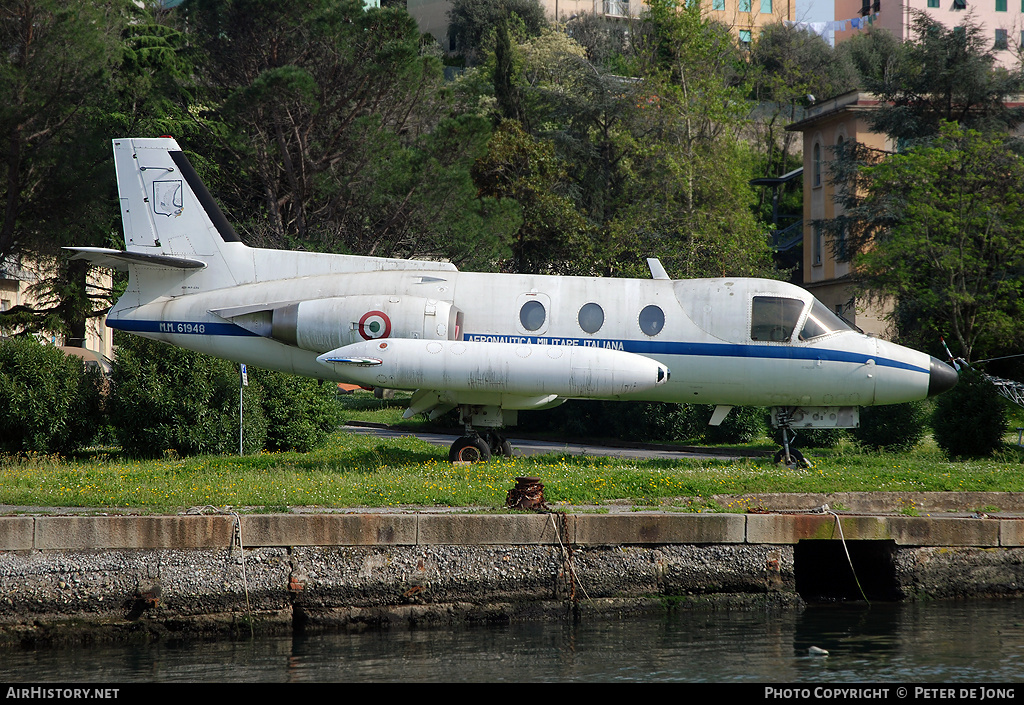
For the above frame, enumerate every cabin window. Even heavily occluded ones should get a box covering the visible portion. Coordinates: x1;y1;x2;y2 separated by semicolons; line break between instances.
578;302;605;334
751;296;803;342
520;300;546;331
639;305;665;336
799;300;853;341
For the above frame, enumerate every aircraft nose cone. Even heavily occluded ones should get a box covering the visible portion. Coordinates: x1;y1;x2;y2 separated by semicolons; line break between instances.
928;356;959;397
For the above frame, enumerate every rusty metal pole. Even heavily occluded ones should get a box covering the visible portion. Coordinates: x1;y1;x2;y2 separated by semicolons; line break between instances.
505;476;548;510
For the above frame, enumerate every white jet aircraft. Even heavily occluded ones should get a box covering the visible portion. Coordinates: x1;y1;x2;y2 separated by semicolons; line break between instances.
69;138;958;464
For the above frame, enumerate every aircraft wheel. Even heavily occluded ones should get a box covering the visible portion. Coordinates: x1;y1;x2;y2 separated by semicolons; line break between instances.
773;448;809;469
486;432;513;457
450;436;491;463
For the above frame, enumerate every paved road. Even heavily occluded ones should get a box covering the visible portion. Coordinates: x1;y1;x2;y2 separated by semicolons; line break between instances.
342;423;756;461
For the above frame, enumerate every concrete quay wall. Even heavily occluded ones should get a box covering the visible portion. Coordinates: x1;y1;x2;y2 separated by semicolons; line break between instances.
1;512;1023;641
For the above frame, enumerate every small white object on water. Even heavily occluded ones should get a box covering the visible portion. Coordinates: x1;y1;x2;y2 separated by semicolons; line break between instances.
809;646;829;656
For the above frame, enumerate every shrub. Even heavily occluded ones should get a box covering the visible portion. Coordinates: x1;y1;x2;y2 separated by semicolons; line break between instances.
931;367;1007;459
699;406;770;444
797;427;848;449
257;368;341;452
518;400;703;442
109;335;267;457
0;337;103;454
854;401;928;452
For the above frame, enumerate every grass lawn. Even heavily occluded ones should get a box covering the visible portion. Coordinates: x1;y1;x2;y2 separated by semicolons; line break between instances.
2;391;1023;514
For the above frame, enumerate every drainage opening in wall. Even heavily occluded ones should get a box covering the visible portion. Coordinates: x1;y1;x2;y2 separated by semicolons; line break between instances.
795;539;902;602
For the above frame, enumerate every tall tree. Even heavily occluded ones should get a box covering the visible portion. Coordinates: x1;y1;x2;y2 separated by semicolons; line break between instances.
852;123;1024;362
0;0;127;265
862;12;1024;145
447;0;547;66
456;2;777;279
822;13;1024;361
0;0;149;345
615;0;775;279
184;0;518;268
748;23;857;183
471;120;589;274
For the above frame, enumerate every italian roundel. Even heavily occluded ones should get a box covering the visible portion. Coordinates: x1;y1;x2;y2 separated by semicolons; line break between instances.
358;310;392;340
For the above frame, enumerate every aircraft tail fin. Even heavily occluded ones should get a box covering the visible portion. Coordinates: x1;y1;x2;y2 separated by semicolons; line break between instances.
82;137;457;310
114;137;239;253
105;137;247;297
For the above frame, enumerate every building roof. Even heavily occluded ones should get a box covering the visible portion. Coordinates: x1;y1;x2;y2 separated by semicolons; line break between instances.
784;91;882;132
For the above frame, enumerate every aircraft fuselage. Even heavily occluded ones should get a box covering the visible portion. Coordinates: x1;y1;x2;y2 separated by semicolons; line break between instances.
108;264;936;409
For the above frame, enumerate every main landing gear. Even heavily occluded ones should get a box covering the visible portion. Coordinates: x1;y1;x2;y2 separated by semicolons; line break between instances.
449;427;513;463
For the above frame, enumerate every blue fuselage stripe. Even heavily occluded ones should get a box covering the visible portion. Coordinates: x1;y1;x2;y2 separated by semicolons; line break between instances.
108;319;928;375
464;333;926;374
109;319;258;337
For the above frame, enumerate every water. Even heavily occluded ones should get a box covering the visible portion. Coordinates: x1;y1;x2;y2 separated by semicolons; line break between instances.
2;600;1023;683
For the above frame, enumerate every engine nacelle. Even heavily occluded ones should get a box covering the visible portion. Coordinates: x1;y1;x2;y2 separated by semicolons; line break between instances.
269;295;462;353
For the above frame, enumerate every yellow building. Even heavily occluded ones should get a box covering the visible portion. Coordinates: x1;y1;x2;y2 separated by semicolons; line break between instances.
0;256;114;362
407;0;794;51
784;91;892;337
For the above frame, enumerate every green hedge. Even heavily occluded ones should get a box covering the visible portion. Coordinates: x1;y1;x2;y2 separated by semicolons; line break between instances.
0;337;103;455
932;368;1006;459
854;401;929;452
109;335;340;458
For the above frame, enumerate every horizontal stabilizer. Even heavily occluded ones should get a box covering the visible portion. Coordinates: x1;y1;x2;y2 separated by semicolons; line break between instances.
65;247;206;271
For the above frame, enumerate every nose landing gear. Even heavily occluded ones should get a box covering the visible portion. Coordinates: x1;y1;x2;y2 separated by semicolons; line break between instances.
772;408;811;469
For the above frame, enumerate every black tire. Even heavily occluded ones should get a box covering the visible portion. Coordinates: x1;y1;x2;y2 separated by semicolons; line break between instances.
486;432;514;457
449;436;491;463
773;447;807;467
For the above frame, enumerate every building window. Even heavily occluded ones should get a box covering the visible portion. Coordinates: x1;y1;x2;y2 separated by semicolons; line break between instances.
952;0;967;9
928;0;939;6
813;224;824;266
760;0;772;12
995;28;1008;49
860;0;871;14
837;223;849;262
604;0;629;16
739;29;752;47
739;0;752;11
997;0;1007;9
712;0;725;9
812;143;822;187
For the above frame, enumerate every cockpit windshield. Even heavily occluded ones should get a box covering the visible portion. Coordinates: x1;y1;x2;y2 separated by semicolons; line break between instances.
798;299;854;340
750;296;803;342
751;296;854;343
